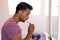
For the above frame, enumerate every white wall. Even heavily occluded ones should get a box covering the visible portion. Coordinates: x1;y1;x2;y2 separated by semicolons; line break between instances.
0;0;11;28
58;0;60;40
51;16;58;40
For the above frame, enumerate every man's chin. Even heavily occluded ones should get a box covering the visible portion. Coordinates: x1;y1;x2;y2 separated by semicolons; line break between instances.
22;21;25;23
20;19;27;23
21;20;25;23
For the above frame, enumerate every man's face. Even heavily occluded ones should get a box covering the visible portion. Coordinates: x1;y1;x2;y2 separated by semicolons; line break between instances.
20;9;31;22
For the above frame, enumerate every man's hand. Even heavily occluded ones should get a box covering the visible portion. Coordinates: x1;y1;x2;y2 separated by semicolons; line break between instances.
28;23;35;34
23;23;35;40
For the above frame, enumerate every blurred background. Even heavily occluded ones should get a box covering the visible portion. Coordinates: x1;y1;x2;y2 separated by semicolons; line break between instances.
0;0;60;40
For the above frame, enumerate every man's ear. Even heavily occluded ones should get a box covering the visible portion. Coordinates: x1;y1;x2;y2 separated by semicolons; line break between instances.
18;10;23;15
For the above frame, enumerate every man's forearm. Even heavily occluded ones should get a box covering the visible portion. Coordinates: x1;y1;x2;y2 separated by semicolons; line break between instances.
23;33;32;40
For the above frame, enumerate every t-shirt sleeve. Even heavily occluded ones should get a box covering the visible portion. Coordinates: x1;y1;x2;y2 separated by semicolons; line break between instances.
4;23;21;39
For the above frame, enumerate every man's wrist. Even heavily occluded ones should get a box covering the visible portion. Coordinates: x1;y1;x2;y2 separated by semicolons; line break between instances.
28;32;33;35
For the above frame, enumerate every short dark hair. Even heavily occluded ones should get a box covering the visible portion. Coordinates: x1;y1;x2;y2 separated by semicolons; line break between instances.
15;2;33;13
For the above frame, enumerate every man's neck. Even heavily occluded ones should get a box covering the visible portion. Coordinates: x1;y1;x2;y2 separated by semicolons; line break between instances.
12;15;20;24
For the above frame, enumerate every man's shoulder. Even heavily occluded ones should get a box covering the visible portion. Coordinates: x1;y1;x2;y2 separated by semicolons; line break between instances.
4;20;15;26
2;21;18;31
2;18;18;29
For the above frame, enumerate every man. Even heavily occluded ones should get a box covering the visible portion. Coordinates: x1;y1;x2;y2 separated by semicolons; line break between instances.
1;2;35;40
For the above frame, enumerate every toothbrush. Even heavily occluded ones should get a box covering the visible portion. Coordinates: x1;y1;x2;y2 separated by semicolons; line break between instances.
27;21;30;23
